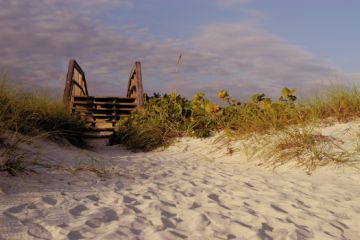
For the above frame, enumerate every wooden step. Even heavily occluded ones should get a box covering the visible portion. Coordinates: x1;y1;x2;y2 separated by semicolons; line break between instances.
72;95;136;138
87;127;114;131
90;113;129;118
73;112;133;117
86;121;115;128
73;96;136;103
73;111;130;117
73;101;137;107
85;119;118;124
74;95;136;99
72;108;135;113
73;113;132;118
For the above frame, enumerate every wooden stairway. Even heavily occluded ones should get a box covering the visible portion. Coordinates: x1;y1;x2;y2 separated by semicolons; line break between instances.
72;96;137;137
63;59;144;138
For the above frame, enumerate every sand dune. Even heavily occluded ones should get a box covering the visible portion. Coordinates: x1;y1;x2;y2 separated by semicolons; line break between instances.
1;122;360;239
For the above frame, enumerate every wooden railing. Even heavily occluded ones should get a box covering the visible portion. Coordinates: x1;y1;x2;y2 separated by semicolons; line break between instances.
64;59;144;109
63;59;89;109
126;61;144;107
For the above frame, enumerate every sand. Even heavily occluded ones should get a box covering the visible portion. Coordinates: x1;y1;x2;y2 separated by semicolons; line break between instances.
1;122;360;239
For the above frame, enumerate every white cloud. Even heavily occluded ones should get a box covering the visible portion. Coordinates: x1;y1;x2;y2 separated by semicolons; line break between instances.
0;0;353;100
73;0;131;6
216;0;254;7
0;0;148;95
171;22;343;98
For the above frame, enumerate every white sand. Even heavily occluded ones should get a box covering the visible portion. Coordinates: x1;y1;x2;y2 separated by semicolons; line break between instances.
1;122;360;239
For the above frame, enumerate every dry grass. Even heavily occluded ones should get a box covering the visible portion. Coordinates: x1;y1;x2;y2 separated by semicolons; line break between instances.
0;80;87;144
0;78;87;174
0;132;43;175
267;126;355;173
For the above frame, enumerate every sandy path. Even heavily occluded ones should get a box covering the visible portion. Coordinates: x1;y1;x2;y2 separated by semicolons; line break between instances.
0;139;360;240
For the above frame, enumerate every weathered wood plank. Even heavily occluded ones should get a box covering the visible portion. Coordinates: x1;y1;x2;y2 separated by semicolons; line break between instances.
64;59;144;138
63;59;89;110
126;61;144;107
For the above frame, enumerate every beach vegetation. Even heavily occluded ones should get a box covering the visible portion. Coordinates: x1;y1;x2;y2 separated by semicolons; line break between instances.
267;126;354;173
0;78;87;174
111;85;360;155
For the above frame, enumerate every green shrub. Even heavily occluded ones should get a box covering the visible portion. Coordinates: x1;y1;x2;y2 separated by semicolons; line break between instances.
112;86;360;151
109;92;223;150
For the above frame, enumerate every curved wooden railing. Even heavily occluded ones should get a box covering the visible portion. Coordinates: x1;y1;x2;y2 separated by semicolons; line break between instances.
63;59;144;137
63;59;89;109
64;59;144;109
126;61;144;107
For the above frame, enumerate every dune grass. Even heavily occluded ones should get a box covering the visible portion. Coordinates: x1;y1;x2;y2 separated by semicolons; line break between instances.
0;79;87;174
111;86;360;153
266;126;355;173
0;82;86;139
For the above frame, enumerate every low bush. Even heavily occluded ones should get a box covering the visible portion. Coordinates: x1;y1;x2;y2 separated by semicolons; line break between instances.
110;92;222;150
111;86;360;152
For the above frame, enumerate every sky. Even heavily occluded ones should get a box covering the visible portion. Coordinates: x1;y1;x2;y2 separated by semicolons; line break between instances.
0;0;359;99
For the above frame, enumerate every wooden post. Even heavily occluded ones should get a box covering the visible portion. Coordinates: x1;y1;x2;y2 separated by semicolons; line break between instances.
135;62;144;106
63;59;89;110
63;59;76;109
126;61;144;107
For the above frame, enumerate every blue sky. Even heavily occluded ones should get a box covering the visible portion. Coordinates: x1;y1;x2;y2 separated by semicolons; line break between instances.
257;0;360;71
0;0;359;99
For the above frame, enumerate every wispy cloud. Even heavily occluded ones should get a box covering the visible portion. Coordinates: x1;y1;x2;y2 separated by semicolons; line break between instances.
0;0;350;100
0;0;142;95
215;0;255;7
170;22;342;98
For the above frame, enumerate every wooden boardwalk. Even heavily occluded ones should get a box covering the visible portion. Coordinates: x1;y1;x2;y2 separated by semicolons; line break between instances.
63;59;144;138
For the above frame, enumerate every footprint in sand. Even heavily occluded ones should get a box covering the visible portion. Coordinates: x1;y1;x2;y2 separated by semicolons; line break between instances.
130;228;142;235
160;200;177;208
190;202;201;209
86;194;100;202
42;196;57;206
208;193;230;210
160;215;177;229
208;193;220;202
27;223;52;240
69;204;88;216
101;208;119;222
6;203;27;214
257;222;274;240
227;233;237;240
85;208;119;228
123;195;138;205
67;230;84;240
160;209;177;219
85;218;102;228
